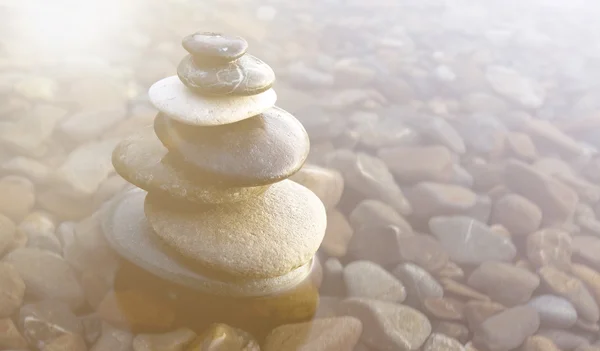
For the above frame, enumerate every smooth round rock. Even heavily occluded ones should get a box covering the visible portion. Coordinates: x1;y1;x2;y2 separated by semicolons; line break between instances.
528;295;578;329
102;188;316;297
145;179;326;278
149;76;277;126
178;54;275;96
343;261;406;303
154;108;309;187
467;262;540;306
539;266;599;323
472;305;540;351
339;298;431;351
112;129;267;204
182;32;248;63
429;216;517;265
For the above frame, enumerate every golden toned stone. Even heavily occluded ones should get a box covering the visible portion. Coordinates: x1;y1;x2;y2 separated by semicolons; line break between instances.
290;164;344;211
145;180;326;278
112;129;267;204
263;317;362;351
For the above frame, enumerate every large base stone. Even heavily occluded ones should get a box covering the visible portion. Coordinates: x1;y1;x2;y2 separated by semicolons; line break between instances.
110;259;320;341
101;188;319;297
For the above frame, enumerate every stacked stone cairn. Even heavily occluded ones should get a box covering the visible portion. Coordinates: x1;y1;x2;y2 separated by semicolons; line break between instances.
102;32;326;336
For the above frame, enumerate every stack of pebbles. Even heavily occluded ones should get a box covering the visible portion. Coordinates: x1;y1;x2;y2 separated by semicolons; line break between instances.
102;32;326;335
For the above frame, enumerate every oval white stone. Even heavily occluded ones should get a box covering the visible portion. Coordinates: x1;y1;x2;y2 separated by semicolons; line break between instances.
148;76;277;126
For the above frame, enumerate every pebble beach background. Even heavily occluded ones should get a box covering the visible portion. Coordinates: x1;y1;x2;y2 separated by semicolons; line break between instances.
3;0;600;350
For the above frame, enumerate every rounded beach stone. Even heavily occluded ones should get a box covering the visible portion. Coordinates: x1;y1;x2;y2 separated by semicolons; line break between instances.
263;317;363;351
472;305;540;351
149;76;277;126
343;260;406;302
154;107;309;187
182;32;248;63
338;297;432;351
289;164;344;211
178;54;275;96
539;266;599;323
112;129;267;204
429;216;517;265
467;261;540;306
491;193;542;235
145;179;326;278
102;188;317;297
528;295;578;329
527;228;572;271
4;248;84;309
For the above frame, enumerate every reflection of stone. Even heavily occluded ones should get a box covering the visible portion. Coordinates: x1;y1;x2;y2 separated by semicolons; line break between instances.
99;31;325;336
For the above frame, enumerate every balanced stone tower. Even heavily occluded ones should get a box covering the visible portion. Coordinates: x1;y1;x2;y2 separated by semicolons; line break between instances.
102;32;326;335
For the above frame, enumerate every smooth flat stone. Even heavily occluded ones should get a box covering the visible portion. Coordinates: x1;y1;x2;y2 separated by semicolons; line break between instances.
149;76;277;126
178;54;275;96
101;188;316;297
112;129;267;204
145;179;327;278
429;216;517;265
182;32;248;63
154;107;309;187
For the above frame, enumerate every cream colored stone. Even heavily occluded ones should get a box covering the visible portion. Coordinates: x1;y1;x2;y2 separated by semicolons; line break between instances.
148;76;277;126
102;189;316;296
145;180;326;278
290;164;344;210
112;129;267;204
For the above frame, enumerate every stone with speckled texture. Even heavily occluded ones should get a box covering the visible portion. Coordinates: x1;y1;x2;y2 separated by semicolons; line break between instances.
178;54;275;96
112;129;267;204
149;76;277;126
144;179;327;278
101;188;316;297
154;106;309;187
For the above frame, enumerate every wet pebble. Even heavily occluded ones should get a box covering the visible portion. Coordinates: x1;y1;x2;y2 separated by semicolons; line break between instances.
321;210;353;257
528;295;578;329
397;235;449;273
521;335;561;351
429;216;516;265
349;199;412;235
344;260;406;302
423;297;465;321
491;194;542;236
539;266;599;323
19;300;82;349
339;297;432;351
526;228;572;270
464;300;506;332
4;248;84;309
505;160;578;225
467;261;540;306
290;164;344;211
263;317;362;351
472;305;540;351
392;263;444;307
537;329;590;351
407;182;477;220
377;146;454;183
